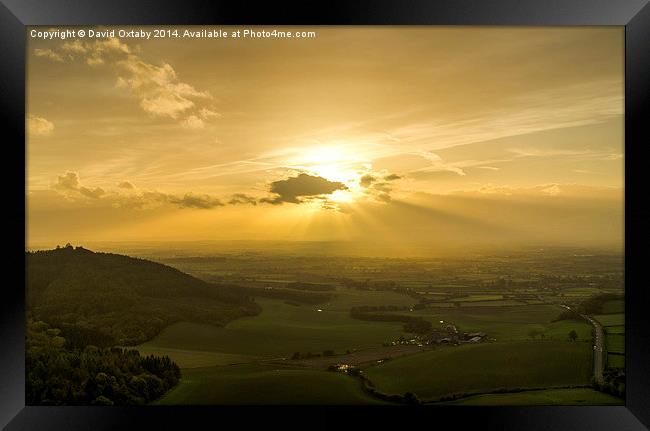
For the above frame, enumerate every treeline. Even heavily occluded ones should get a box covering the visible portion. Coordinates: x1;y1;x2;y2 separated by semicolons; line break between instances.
577;293;623;315
595;369;625;398
285;282;336;292
553;293;624;322
350;307;432;334
552;309;582;322
223;285;334;304
27;246;261;345
26;320;180;405
356;372;421;405
341;278;422;300
291;350;337;360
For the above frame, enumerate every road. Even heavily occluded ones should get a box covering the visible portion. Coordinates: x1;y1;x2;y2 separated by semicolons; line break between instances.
560;304;604;384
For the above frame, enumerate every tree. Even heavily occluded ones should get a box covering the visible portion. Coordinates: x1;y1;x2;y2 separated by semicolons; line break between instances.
403;392;420;405
92;395;114;406
568;330;578;341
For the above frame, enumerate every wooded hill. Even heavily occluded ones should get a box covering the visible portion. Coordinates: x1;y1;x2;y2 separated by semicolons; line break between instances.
27;245;261;345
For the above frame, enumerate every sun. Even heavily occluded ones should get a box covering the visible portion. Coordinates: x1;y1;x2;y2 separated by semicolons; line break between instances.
299;146;353;181
294;145;367;202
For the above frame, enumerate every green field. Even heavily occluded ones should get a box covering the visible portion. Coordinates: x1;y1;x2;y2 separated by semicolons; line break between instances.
363;341;592;401
325;286;415;311
606;334;625;354
456;294;504;302
446;388;623;405
607;354;625;369
404;305;592;342
562;287;604;297
155;363;386;405
594;313;625;327
605;325;625;335
459;300;526;307
601;300;624;314
133;346;255;368
140;297;408;362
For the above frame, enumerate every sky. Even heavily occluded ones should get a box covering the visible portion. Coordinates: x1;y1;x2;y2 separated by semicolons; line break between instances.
26;26;624;251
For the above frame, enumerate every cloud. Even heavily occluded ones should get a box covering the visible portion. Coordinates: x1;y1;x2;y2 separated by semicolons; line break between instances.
34;36;215;128
117;181;135;189
48;171;239;210
116;57;210;119
372;182;393;193
181;115;205;129
113;191;169;209
228;193;258;205
264;173;348;204
61;40;87;55
27;115;55;135
79;186;105;199
384;174;402;181
198;108;221;119
52;171;104;199
359;174;375;188
33;48;64;62
540;184;562;196
168;193;224;209
53;172;80;191
376;193;392;203
112;190;225;210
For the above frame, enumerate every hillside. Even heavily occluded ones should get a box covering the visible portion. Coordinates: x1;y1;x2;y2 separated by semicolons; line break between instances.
26;245;261;345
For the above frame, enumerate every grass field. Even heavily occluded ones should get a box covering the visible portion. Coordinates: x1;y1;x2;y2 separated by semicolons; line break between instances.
133;346;255;368
601;300;624;314
562;287;604;297
607;354;625;369
605;325;625;335
325;286;415;311
155;363;386;405
594;313;625;327
446;388;623;405
606;334;625;354
403;305;591;341
135;284;604;404
140;297;407;361
456;294;504;302
459;300;526;307
604;329;625;370
363;341;592;401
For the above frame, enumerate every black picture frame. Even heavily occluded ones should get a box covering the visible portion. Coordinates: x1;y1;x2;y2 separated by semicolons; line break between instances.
2;0;649;429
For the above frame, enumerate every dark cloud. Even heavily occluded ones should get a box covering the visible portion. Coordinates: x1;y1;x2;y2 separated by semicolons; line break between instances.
228;193;258;206
79;186;105;199
372;182;392;193
384;173;402;181
168;193;224;209
376;193;392;203
112;191;168;209
359;174;376;188
259;196;283;205
265;173;348;204
53;172;80;191
117;181;135;189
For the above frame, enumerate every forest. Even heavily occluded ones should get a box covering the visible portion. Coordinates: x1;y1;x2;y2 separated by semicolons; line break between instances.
26;245;261;345
26;319;180;405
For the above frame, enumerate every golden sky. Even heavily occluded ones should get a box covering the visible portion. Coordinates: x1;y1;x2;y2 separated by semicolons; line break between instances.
26;26;624;250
